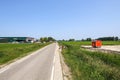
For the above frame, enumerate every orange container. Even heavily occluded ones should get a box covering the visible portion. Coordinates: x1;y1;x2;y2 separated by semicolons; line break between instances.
92;40;102;48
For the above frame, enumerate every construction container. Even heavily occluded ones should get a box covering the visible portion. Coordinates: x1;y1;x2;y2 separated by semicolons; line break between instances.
92;40;102;48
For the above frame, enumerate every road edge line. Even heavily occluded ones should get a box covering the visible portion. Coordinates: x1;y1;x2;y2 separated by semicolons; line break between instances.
50;53;55;80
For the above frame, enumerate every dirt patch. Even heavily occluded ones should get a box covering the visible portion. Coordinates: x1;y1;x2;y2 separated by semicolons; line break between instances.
81;45;120;54
101;45;120;52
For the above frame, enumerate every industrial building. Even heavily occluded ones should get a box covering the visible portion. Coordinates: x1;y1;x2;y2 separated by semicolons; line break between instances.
0;37;35;43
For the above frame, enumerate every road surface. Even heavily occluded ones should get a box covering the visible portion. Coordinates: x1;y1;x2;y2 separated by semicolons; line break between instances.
0;43;58;80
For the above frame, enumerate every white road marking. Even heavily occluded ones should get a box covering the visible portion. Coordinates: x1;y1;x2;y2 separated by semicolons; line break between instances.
0;66;10;74
51;44;57;80
51;56;55;80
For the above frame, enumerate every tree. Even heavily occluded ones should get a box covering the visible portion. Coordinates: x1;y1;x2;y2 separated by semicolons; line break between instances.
48;37;55;42
40;37;55;43
69;39;75;41
97;37;119;41
81;39;85;41
114;36;119;41
44;37;48;42
40;37;44;43
86;38;92;41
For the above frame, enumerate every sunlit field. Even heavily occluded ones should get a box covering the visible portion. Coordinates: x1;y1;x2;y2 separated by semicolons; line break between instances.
59;41;120;80
0;43;50;65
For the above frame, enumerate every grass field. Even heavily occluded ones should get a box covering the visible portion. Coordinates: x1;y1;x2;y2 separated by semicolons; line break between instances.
0;43;50;65
70;41;120;45
102;41;120;45
59;41;120;80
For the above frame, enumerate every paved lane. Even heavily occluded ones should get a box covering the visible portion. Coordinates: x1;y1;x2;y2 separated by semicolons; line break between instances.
0;43;57;80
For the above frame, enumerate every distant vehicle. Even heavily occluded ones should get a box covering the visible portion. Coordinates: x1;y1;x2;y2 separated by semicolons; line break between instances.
92;40;102;48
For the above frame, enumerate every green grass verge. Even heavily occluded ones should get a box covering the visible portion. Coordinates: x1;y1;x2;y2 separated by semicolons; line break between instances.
0;43;51;65
59;41;120;80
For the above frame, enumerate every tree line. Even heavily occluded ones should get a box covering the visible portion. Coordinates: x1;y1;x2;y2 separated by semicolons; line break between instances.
39;36;119;42
60;36;119;41
97;36;119;41
40;37;55;43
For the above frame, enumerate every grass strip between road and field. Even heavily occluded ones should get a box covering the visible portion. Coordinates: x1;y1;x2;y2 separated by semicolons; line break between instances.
59;41;120;80
0;43;51;65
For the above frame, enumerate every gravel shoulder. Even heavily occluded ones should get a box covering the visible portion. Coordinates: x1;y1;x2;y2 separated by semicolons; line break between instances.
53;43;63;80
59;46;72;80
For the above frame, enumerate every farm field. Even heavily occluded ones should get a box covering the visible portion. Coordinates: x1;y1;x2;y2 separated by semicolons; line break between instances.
102;41;120;45
70;41;120;45
59;41;120;80
0;43;50;65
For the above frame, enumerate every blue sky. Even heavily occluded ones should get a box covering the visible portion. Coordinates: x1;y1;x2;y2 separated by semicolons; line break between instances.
0;0;120;40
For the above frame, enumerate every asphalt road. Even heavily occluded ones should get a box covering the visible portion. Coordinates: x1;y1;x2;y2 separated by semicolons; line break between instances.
0;43;57;80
